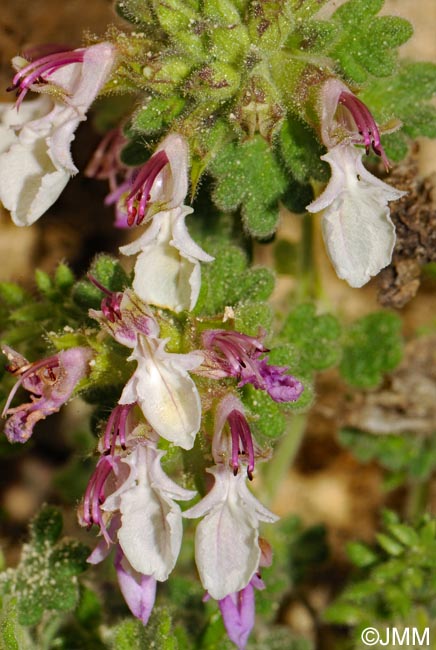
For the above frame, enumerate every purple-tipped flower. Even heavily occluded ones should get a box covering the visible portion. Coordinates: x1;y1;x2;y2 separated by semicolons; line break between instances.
337;91;389;171
2;345;93;443
0;42;117;226
7;47;86;108
115;548;157;625
183;464;278;600
201;329;303;404
219;574;265;650
306;78;406;288
119;134;214;313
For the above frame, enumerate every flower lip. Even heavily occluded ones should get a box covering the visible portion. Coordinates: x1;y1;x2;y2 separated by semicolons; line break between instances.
8;48;85;108
126;150;170;226
338;91;390;171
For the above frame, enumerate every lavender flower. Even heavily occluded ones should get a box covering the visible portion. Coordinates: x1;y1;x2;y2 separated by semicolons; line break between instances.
2;345;93;443
219;574;265;650
201;329;303;403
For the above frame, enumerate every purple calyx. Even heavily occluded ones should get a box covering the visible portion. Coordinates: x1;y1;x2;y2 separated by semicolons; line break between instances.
125;150;169;226
7;48;85;108
338;91;390;171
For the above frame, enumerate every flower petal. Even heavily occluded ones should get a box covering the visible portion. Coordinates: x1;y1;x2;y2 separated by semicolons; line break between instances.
119;338;202;449
307;145;405;287
115;550;157;625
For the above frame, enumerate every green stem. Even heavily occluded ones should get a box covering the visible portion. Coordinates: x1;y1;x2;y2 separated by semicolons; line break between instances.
262;412;307;507
406;479;429;522
297;212;321;303
37;614;63;650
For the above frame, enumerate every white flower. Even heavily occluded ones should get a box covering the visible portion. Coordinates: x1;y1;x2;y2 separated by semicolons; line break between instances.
183;464;278;600
0;42;116;226
306;78;405;287
307;144;405;288
120;205;213;312
102;442;196;581
119;335;204;450
119;132;213;313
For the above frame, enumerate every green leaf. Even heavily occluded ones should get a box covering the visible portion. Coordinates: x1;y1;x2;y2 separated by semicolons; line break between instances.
30;506;63;548
328;0;413;82
279;117;328;184
347;541;378;568
234;302;273;336
375;533;404;557
340;312;403;388
0;283;29;308
242;385;287;440
5;507;89;627
280;304;342;374
195;242;275;316
54;263;75;291
210;136;287;238
387;523;419;548
111;607;181;650
134;95;186;135
360;62;436;159
0;598;33;650
34;269;52;296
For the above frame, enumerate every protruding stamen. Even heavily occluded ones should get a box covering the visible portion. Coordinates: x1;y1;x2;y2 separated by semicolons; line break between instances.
2;355;60;417
102;403;134;455
87;274;123;322
83;455;117;544
338;91;390;171
8;49;85;108
227;409;255;480
125;150;169;226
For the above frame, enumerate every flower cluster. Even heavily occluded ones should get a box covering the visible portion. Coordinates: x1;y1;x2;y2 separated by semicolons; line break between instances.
0;31;407;649
1;77;304;641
